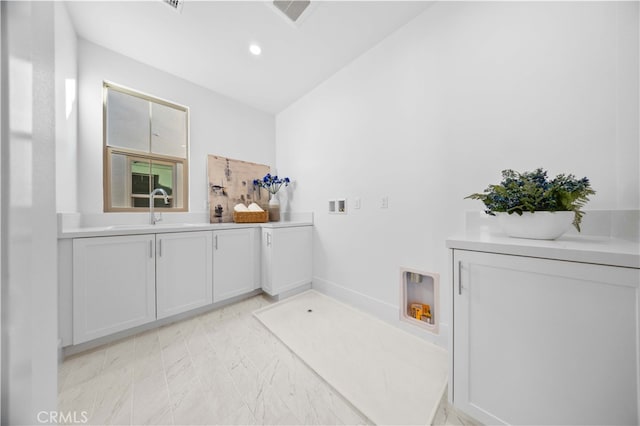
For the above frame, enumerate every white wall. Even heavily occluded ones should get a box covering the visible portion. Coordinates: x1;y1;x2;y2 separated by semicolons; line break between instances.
1;1;58;422
276;2;639;345
55;3;78;212
77;39;275;214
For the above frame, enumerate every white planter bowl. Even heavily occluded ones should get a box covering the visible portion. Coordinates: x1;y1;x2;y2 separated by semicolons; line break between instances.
496;211;574;240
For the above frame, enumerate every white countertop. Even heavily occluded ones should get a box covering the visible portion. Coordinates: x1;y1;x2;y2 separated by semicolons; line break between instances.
59;220;313;239
447;233;640;269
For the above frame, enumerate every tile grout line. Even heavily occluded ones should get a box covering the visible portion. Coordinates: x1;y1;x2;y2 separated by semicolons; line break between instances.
87;349;107;424
127;365;134;425
241;308;301;424
198;310;257;423
182;316;215;420
157;330;177;426
202;313;260;423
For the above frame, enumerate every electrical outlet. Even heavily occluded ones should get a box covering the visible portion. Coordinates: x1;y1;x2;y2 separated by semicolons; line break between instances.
354;198;361;209
381;196;389;209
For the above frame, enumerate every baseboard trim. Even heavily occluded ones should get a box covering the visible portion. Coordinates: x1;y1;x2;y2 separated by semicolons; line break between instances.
312;277;447;348
269;283;312;301
63;289;263;357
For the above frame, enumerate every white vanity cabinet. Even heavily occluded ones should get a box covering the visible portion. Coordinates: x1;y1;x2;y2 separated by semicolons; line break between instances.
61;220;313;348
262;225;312;296
213;228;260;302
450;248;639;425
73;234;156;344
156;231;213;319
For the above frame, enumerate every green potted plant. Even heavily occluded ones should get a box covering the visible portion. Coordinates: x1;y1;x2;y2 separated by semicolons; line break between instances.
466;168;595;239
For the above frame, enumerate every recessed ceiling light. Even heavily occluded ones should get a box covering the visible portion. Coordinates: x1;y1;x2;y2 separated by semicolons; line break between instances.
249;44;262;56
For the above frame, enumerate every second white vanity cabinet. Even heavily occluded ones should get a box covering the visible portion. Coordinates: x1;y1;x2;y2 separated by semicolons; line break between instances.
262;225;312;296
156;231;213;319
449;244;639;425
213;228;260;302
73;234;156;344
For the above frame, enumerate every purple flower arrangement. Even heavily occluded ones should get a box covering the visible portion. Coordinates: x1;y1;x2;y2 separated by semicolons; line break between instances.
253;173;290;195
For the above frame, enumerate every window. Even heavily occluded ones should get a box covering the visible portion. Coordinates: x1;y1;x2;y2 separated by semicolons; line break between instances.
103;82;189;212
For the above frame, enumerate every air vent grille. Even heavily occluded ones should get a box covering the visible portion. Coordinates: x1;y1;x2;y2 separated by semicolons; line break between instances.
163;0;184;13
273;0;311;23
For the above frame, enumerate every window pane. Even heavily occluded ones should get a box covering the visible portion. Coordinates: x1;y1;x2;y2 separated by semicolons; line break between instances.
151;102;187;158
175;162;184;209
111;153;149;208
151;161;175;208
108;151;183;210
130;159;154;208
107;89;149;152
131;160;152;194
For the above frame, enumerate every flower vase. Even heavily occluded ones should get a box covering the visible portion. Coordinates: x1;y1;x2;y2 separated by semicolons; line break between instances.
496;211;574;240
268;195;280;222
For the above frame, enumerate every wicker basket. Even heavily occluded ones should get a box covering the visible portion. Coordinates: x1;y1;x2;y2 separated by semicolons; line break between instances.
233;210;269;223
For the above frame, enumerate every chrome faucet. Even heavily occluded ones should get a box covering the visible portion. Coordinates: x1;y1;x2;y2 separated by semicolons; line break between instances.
149;188;169;225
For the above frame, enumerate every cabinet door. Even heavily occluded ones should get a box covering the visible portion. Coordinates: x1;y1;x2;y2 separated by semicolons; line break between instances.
156;231;212;319
452;250;639;425
213;228;259;302
263;226;312;296
261;229;274;295
73;235;156;344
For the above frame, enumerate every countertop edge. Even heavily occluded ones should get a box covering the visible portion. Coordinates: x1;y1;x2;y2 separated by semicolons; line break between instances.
446;235;640;269
59;221;313;239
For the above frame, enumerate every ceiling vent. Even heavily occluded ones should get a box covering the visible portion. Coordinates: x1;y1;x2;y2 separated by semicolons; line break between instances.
273;0;311;23
162;0;184;13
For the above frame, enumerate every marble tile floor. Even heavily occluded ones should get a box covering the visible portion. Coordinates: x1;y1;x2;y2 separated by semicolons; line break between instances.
59;293;471;425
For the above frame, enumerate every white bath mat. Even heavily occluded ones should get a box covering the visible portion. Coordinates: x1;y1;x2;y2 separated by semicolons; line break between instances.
253;290;447;425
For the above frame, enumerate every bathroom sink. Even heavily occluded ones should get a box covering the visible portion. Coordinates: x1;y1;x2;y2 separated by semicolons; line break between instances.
107;223;200;230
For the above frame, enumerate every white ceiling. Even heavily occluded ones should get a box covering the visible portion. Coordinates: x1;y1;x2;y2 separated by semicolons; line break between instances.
65;1;432;114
